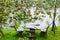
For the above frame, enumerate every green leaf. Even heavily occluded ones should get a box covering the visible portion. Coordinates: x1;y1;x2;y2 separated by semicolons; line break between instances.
57;15;60;18
16;10;22;15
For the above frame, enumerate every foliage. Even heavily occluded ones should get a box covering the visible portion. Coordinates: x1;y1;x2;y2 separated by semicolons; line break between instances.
0;26;60;40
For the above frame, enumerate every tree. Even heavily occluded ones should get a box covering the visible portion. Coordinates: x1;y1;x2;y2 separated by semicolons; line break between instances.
51;0;57;34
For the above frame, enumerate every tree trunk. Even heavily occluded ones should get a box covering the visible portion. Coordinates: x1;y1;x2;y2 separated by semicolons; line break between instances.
0;28;4;36
51;0;57;34
14;26;17;31
0;24;4;36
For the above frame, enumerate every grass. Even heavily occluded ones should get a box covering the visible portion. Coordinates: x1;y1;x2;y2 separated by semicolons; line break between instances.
0;26;60;40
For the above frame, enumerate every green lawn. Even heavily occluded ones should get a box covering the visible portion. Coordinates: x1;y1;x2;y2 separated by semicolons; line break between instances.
0;26;60;40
